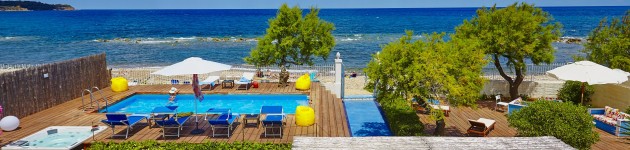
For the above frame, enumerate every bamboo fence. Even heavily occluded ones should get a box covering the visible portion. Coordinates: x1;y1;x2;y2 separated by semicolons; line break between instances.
0;53;110;118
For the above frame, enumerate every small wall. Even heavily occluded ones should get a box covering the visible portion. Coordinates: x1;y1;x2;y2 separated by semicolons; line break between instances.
0;54;110;118
590;81;630;109
481;80;565;98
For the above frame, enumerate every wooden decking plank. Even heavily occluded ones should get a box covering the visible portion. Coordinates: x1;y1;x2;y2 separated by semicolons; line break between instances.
0;83;345;144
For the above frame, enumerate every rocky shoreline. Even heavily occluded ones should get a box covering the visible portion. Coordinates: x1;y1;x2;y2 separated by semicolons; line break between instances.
0;1;74;11
557;37;586;44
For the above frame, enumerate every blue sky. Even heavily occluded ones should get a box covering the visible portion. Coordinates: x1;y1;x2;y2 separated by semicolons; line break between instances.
38;0;630;9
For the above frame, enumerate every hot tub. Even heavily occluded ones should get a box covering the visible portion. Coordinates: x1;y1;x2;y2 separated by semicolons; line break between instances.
2;126;107;150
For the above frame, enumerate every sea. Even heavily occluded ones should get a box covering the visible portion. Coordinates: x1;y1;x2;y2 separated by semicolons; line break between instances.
0;6;628;68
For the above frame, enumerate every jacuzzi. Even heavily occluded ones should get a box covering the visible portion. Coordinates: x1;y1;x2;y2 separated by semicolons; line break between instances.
3;126;107;150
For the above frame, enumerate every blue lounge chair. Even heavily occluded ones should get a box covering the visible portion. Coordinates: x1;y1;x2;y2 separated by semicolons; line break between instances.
154;115;190;138
260;106;285;137
208;112;240;137
171;79;180;85
101;113;149;139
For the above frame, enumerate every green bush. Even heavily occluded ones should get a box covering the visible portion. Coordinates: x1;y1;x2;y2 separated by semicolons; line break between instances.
557;81;594;104
508;101;599;150
89;141;291;150
376;93;425;136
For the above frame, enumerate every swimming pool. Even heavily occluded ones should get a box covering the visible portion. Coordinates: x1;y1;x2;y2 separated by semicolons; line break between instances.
343;99;392;137
2;126;107;150
100;94;309;114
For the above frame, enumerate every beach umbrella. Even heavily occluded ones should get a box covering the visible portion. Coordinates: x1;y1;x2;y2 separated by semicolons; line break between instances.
546;61;629;104
151;57;231;134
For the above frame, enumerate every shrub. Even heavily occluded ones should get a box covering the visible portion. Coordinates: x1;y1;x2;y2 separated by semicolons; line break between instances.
376;93;425;136
557;81;594;104
89;141;291;150
508;100;599;149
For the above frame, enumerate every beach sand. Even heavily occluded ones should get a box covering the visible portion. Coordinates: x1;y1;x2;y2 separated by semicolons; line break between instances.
3;67;570;96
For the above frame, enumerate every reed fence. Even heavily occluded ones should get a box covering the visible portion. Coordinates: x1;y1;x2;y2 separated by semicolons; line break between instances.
0;54;110;118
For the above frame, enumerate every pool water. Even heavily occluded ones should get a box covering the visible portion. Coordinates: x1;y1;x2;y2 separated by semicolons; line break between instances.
3;126;107;150
343;100;392;137
100;94;309;114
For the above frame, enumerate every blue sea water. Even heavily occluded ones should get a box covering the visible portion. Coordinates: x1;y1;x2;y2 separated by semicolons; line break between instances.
0;7;628;68
100;94;309;114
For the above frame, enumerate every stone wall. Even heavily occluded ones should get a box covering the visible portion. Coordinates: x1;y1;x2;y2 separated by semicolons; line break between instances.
481;80;565;98
590;82;630;109
483;79;630;110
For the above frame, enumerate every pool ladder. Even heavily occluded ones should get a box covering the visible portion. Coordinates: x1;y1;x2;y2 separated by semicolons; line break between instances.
81;87;109;112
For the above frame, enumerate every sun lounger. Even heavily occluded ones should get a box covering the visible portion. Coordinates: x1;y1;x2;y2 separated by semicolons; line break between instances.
236;72;255;90
208;112;240;137
101;113;149;139
427;99;451;117
154;115;190;138
200;76;220;91
467;118;496;137
260;106;285;137
171;79;180;85
151;106;188;138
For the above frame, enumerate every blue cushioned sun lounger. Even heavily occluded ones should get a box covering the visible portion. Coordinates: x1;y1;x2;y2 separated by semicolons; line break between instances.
260;106;285;137
101;113;149;139
262;114;285;137
154;116;190;138
208;112;240;137
261;106;283;114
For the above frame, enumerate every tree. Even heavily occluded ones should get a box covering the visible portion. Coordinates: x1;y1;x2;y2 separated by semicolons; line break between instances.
583;11;630;72
452;3;562;100
508;101;599;150
365;31;486;136
244;4;335;68
556;81;594;105
365;31;486;107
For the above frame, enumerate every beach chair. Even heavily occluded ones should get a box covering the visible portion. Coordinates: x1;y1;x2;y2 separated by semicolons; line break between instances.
467;118;496;137
101;113;149;139
208;112;240;137
200;76;220;91
235;72;255;90
427;99;451;117
495;95;508;112
260;106;285;137
171;79;180;85
154;115;190;138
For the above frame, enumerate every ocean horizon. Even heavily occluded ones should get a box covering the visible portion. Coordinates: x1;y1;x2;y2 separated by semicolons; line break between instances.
1;6;628;68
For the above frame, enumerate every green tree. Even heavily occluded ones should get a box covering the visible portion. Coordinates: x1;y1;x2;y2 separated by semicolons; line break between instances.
508;101;599;150
583;11;630;72
453;3;562;100
365;31;486;107
244;4;335;68
557;81;594;105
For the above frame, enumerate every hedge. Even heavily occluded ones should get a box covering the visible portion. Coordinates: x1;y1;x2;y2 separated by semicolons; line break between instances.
88;141;291;150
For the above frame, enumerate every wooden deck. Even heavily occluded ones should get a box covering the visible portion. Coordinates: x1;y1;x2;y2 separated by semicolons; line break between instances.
417;101;630;150
0;82;349;146
293;136;574;149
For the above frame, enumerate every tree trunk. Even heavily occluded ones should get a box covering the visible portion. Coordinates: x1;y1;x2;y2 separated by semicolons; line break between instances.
493;54;525;100
278;66;289;87
433;119;445;136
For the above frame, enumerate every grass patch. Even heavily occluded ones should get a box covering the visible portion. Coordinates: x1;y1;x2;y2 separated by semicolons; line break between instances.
88;141;291;150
